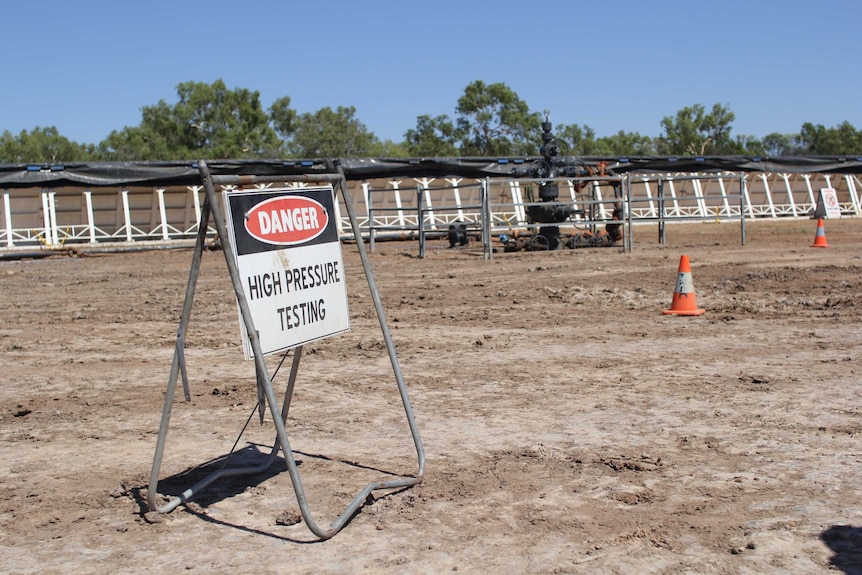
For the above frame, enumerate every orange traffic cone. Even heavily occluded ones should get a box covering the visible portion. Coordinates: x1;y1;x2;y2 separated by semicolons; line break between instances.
663;255;705;316
810;218;830;248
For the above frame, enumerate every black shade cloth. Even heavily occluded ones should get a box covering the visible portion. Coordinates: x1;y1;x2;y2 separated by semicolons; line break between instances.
1;155;860;189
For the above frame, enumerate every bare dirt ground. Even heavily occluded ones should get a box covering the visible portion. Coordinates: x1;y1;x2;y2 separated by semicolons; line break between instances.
2;218;862;574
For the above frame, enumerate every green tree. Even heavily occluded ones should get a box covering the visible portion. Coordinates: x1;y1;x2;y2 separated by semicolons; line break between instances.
796;121;862;155
97;126;170;161
730;134;765;156
0;126;92;163
759;133;788;156
596;130;657;156
404;114;461;156
173;80;278;158
368;139;410;158
98;79;278;160
268;96;297;156
555;124;599;155
657;103;737;155
455;81;540;156
97;101;177;160
288;106;379;158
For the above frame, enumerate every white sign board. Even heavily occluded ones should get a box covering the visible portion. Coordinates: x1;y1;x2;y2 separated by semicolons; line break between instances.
223;186;349;359
818;188;842;219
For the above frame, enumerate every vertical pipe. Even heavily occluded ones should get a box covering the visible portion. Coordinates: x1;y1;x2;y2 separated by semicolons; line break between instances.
157;188;169;241
360;182;371;219
641;178;656;218
657;178;665;244
593;180;607;222
418;178;435;229
83;190;96;243
760;174;776;218
196;162;326;537
510;181;525;225
740;174;747;245
331;184;344;236
334;162;425;474
389;180;405;228
742;174;754;218
482;178;491;260
781;174;797;216
692;179;706;217
368;185;375;253
192;185;202;232
122;190;133;242
803;174;816;211
358;182;371;240
666;179;680;217
717;178;731;217
447;177;465;221
625;174;633;253
845;174;861;215
41;190;52;246
148;188;212;512
48;192;59;246
3;190;12;247
417;185;425;258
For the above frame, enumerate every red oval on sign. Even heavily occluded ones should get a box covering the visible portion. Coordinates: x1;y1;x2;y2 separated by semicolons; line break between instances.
244;195;328;246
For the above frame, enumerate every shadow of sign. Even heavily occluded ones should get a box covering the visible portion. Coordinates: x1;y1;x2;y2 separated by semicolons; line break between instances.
145;443;287;509
821;525;862;574
129;443;413;543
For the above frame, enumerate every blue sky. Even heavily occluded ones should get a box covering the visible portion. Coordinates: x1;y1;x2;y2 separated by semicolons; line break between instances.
3;0;860;147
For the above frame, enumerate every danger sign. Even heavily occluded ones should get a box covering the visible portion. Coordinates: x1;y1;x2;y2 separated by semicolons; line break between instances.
224;186;349;358
244;195;328;245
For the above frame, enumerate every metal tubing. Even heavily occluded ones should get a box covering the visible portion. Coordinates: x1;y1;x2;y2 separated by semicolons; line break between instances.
625;175;633;253
176;334;190;402
84;191;97;244
481;178;491;259
740;175;747;245
148;187;213;512
280;347;302;423
418;186;426;258
149;164;290;515
198;162;335;536
121;190;133;243
657;178;666;244
336;168;427;476
3;190;11;248
149;162;424;540
40;191;51;246
335;162;426;481
368;187;376;253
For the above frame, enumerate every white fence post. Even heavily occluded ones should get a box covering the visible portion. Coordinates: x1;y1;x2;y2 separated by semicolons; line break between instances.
388;180;406;228
446;177;465;221
3;190;13;247
157;188;169;241
85;191;97;243
845;175;861;215
41;190;52;247
122;190;133;242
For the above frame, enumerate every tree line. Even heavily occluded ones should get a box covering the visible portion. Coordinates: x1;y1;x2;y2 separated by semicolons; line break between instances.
2;79;861;164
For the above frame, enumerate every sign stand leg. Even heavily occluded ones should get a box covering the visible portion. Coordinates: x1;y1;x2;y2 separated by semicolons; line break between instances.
148;161;425;540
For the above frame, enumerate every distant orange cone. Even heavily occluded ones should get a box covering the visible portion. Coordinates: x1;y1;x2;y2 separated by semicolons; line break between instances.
810;218;830;248
663;255;705;316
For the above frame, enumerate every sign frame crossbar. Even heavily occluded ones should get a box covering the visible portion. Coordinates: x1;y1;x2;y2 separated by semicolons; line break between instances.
148;160;425;540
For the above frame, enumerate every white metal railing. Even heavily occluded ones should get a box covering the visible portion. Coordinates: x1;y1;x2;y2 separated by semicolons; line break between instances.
1;171;858;251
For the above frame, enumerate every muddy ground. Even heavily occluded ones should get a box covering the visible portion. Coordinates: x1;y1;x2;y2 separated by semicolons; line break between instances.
2;218;862;574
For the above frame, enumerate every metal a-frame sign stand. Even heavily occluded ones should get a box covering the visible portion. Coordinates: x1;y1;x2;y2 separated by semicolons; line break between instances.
148;160;425;540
